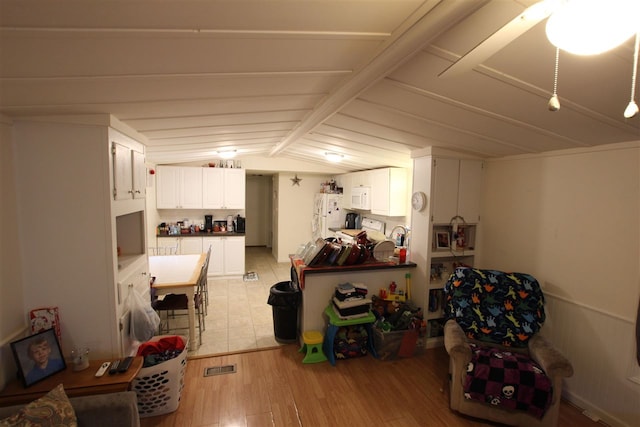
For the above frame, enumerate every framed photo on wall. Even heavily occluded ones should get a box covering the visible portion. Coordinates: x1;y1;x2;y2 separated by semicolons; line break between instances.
10;328;66;387
436;231;451;250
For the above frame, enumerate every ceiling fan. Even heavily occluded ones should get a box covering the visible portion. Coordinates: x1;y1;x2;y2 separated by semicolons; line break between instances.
438;0;640;79
438;0;640;118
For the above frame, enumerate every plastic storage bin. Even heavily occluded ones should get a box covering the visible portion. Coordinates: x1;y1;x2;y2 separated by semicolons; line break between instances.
131;335;188;417
373;328;424;360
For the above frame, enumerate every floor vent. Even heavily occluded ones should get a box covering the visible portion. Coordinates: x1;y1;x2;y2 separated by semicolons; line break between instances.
204;364;237;377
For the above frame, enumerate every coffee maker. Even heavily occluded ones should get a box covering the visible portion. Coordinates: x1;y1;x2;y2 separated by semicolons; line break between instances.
204;215;213;232
235;215;246;233
345;212;359;229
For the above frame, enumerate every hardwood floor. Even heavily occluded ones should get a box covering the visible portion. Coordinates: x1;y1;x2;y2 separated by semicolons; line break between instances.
139;345;601;427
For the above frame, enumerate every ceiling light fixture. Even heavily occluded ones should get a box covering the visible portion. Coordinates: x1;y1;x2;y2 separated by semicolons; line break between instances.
325;152;343;162
216;149;237;159
545;0;639;56
539;0;640;117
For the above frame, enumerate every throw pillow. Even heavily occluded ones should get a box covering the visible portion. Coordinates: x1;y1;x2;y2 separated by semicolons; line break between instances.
0;383;77;427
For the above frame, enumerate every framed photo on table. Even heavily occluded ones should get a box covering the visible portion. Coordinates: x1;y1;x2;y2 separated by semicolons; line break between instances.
10;328;66;387
436;231;451;250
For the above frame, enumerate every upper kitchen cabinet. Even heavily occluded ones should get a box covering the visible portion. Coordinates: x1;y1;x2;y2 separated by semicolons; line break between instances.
112;142;145;201
156;166;203;209
351;170;372;188
431;158;483;224
203;168;246;209
370;167;408;217
336;174;352;209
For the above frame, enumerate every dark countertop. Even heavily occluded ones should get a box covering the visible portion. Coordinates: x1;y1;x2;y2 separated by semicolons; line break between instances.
157;231;245;237
290;254;416;276
299;261;416;275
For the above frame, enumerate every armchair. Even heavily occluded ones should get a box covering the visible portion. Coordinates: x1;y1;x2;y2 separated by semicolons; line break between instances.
443;267;573;427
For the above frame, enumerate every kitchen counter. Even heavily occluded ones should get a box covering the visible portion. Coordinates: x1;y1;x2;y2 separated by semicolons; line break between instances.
290;256;418;344
157;231;245;237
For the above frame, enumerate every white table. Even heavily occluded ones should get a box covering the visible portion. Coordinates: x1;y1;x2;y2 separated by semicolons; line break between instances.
149;253;205;350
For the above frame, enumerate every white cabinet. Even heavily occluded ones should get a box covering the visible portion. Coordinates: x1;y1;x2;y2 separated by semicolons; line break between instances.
132;150;146;199
336;173;352;209
351;170;372;187
202;168;246;209
431;158;483;224
420;155;482;349
203;236;245;276
155;236;202;255
117;256;150;355
179;237;203;255
112;142;145;201
156;166;203;209
223;236;245;275
370;167;407;217
13;116;147;358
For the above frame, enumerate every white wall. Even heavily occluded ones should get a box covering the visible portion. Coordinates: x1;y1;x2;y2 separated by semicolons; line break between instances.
275;172;333;262
479;141;640;427
0;116;26;390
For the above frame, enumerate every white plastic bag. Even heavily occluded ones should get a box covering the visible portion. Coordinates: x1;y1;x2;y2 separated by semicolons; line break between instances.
127;288;160;342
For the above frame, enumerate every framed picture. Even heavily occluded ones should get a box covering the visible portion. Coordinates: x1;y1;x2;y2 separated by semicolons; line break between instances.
436;231;450;250
10;328;66;387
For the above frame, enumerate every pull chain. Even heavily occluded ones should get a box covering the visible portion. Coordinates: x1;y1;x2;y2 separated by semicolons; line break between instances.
548;47;560;111
624;32;639;119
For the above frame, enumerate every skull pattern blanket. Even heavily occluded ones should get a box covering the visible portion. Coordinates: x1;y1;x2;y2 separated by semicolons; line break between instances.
464;343;553;419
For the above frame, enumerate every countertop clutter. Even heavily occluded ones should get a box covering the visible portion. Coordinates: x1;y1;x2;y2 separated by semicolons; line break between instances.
157;216;245;236
157;230;244;237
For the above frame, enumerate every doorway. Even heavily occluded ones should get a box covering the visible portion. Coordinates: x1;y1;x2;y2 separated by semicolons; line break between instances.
245;174;273;247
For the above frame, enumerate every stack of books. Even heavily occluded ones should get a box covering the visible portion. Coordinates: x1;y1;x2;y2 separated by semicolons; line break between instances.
332;282;372;319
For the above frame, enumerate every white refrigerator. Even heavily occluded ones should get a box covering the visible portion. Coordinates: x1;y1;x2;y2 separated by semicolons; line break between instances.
312;193;344;239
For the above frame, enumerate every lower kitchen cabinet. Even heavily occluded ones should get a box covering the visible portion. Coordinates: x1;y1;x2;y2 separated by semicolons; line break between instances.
203;236;245;276
179;237;203;254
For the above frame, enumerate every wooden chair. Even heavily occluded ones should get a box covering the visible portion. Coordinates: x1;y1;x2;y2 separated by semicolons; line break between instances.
152;256;208;345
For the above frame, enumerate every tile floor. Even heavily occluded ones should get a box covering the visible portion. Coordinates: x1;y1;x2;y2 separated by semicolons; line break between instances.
185;246;293;357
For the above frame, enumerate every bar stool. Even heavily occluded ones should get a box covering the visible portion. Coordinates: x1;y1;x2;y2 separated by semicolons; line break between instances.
298;330;327;364
323;304;378;366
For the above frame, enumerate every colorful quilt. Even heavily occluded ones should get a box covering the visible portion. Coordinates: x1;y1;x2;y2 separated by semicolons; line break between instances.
464;344;553;419
444;267;545;348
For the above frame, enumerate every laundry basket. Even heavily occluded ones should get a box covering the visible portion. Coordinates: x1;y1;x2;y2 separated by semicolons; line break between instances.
131;335;188;417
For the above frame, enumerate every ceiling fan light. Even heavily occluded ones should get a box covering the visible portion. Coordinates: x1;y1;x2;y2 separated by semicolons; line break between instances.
324;152;343;162
545;0;639;55
623;101;639;118
216;149;237;159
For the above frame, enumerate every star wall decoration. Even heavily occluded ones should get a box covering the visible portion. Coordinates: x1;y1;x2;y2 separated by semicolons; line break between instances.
290;174;302;186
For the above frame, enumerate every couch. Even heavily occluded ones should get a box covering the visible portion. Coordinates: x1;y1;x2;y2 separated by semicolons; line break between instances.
0;390;140;427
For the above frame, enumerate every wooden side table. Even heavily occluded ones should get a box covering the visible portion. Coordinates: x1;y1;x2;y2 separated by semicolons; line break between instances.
0;357;143;407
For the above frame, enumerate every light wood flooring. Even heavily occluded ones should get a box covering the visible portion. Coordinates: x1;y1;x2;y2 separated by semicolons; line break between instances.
147;247;603;426
139;344;603;427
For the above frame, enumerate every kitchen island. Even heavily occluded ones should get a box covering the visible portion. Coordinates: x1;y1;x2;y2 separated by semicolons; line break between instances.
291;258;418;344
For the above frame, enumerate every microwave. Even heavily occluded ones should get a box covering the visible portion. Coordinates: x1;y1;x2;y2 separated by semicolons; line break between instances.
351;186;371;210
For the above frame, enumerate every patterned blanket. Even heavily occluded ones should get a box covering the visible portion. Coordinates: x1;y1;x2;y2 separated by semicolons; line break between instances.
464;344;552;419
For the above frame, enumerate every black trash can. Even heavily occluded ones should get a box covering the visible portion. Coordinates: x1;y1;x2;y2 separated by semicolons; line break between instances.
267;280;301;343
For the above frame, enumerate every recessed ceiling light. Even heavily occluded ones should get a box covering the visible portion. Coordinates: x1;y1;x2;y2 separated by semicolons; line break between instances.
325;152;343;162
216;150;237;159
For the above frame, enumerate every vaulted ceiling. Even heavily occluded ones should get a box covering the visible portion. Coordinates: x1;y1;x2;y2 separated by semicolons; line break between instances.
1;0;639;172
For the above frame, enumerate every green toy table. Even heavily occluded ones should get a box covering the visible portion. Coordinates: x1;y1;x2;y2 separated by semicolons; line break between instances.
323;304;378;365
